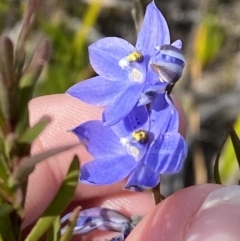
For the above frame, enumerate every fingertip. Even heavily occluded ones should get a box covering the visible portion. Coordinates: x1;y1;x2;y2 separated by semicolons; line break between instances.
126;184;222;241
185;185;240;241
25;94;104;227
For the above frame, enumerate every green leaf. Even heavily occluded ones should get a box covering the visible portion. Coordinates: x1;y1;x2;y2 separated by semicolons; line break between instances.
46;216;60;241
0;156;10;181
0;36;14;88
14;39;51;136
230;126;240;170
0;203;13;218
0;78;10;131
194;12;225;68
219;118;240;184
13;143;78;184
0;184;14;204
0;215;15;241
73;0;101;53
59;206;81;241
25;156;80;241
15;0;40;75
0;108;6;138
23;38;51;77
17;116;51;143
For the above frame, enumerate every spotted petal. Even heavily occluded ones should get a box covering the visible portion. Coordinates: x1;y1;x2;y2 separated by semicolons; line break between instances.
136;1;170;56
144;132;187;174
72;121;127;158
111;105;149;138
150;93;179;138
66;76;127;106
89;37;135;81
103;83;144;126
80;155;137;185
125;163;160;191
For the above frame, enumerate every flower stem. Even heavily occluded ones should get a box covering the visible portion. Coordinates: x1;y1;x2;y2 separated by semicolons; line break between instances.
152;183;166;205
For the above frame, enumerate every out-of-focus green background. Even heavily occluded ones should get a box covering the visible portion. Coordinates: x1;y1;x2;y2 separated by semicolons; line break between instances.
1;0;240;195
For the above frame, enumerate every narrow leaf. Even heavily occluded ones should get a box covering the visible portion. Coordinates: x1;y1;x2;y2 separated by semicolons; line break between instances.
214;128;230;184
23;38;51;76
131;0;144;34
0;107;7;137
0;36;14;88
0;156;10;181
13;143;78;184
18;116;51;143
59;206;81;241
25;156;80;241
214;150;222;184
0;78;10;131
230;126;240;170
46;216;61;241
14;40;51;136
15;0;40;73
0;215;15;241
0;184;14;204
0;203;13;218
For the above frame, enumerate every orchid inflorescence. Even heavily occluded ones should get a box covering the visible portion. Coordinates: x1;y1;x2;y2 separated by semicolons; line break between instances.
64;1;188;240
67;0;187;191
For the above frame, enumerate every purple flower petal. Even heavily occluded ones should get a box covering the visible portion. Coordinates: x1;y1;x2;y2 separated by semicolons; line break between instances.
144;70;161;86
138;82;166;106
136;1;170;56
80;155;137;185
72;121;127;158
79;208;131;223
61;207;132;236
89;37;135;81
103;83;144;126
125;163;160;191
144;132;187;174
111;105;149;138
150;93;179;137
74;217;103;234
172;39;182;49
66;76;127;106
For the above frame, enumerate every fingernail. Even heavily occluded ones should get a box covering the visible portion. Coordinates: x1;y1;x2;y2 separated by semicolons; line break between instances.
185;186;240;241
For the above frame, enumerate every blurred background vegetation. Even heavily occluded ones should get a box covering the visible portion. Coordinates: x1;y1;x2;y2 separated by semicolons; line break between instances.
1;0;240;196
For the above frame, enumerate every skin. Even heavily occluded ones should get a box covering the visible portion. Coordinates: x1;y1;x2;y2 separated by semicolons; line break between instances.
24;94;240;241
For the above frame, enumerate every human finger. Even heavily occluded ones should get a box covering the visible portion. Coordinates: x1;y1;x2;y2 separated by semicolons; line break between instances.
126;184;240;241
24;93;186;227
25;94;124;227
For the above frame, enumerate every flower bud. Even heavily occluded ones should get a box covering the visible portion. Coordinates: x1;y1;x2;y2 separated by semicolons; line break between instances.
150;44;185;84
61;207;134;236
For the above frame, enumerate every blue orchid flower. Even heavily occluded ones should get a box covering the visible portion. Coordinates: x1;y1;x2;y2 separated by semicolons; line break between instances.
71;93;187;191
66;1;177;126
